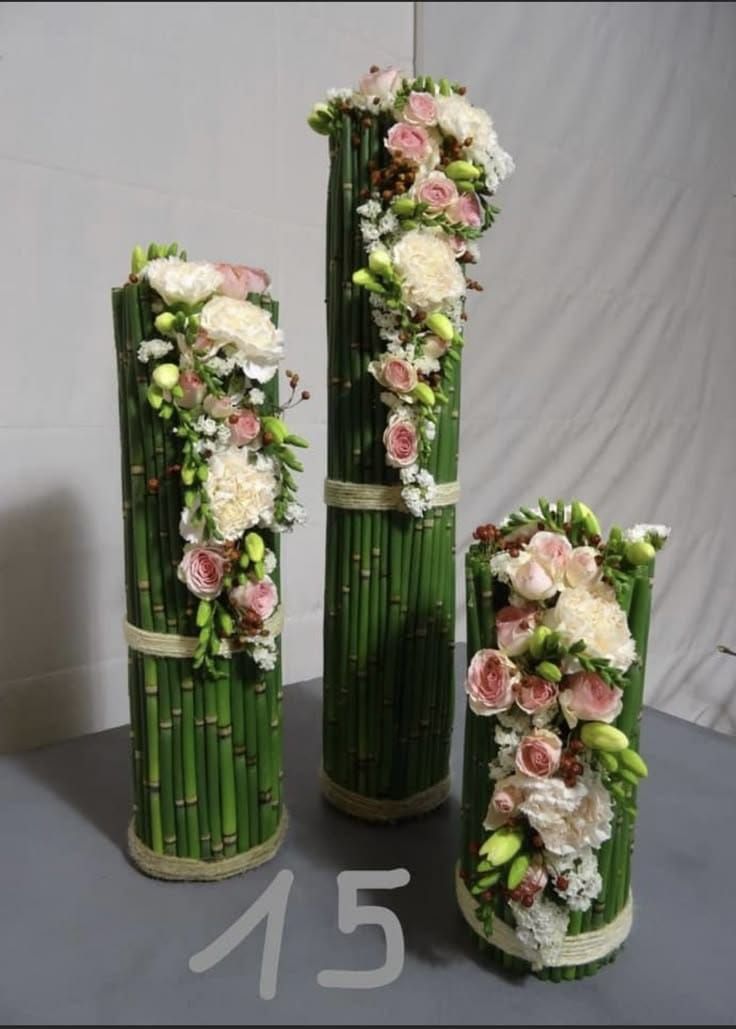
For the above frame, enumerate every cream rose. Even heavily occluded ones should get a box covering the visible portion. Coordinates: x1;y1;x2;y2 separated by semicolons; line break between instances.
200;296;284;383
544;584;636;672
391;229;466;313
145;257;223;306
205;447;278;540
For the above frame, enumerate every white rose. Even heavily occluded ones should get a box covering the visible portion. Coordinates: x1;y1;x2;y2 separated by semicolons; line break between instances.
199;296;284;383
205;447;278;541
544;584;636;672
145;257;223;306
391;229;466;313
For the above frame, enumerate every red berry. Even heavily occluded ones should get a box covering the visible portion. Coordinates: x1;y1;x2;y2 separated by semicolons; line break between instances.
522;895;534;908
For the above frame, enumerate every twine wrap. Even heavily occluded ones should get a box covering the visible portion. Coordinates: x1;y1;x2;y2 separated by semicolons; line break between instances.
320;768;450;823
124;607;284;658
127;810;288;882
324;478;460;512
455;864;633;970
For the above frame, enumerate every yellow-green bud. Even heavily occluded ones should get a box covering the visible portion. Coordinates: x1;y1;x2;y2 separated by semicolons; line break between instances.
445;160;481;181
580;722;629;753
131;245;147;275
506;853;530;890
456;180;476;193
196;600;212;628
475;872;501;889
180;463;196;486
154;312;177;335
529;625;552;659
412;382;436;407
218;611;234;637
245;532;265;563
479;827;524;867
576;501;601;537
152;363;180;392
352;268;385;293
368;249;394;278
392;197;416;217
253;560;265;581
196;464;208;483
619;748;648;779
239;552;250;569
598;751;619;774
146;385;163;411
439;77;452;96
536;661;562;683
425;312;454;341
261;416;287;444
619;768;640;787
401;218;418;230
307;104;332;135
626;540;656;566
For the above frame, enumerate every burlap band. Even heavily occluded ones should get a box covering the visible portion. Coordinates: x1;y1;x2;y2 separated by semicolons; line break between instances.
124;607;283;659
127;810;288;882
324;478;460;512
320;768;450;823
455;863;633;970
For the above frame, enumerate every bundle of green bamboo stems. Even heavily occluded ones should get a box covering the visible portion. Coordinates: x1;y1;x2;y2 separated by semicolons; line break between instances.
460;542;654;979
113;281;284;863
322;109;460;803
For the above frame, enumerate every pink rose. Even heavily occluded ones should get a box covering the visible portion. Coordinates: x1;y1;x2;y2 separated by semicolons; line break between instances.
515;675;558;715
515;729;562;778
449;191;483;228
358;66;402;100
178;545;225;601
527;531;573;580
496;605;538;656
385;122;431;164
513;864;548;905
216;263;270;300
415;171;458;211
383;417;418;468
230;577;278;622
229;409;261;447
510;559;557;601
381;357;417;393
204;394;237;420
403;90;437;126
484;777;523;829
465;648;518;717
560;672;623;728
178;370;206;410
565;546;601;588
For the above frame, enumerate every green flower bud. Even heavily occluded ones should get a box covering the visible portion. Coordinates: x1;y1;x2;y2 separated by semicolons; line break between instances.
218;610;234;637
307;105;332;135
619;768;640;787
625;540;656;567
456;180;476;193
284;434;310;448
412;382;436;407
196;464;208;484
166;242;179;257
253;560;265;581
146;385;163;411
580;722;629;753
439;77;452;96
618;748;648;779
608;525;623;546
261;416;287;444
401;218;419;230
352;268;385;293
529;626;552;659
536;661;562;683
131;245;147;275
445;160;481;181
239;552;250;569
577;501;601;537
368;248;394;279
245;532;265;563
180;463;196;486
183;489;197;508
475;872;501;889
597;751;619;774
610;781;628;801
154;312;177;336
152;363;180;392
425;312;454;341
160;403;174;420
196;600;212;628
280;447;304;472
479;827;524;867
506;853;530;890
392;197;416;217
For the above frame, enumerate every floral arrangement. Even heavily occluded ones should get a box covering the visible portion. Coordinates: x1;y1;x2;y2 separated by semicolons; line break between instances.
461;500;669;973
309;67;513;516
131;243;309;674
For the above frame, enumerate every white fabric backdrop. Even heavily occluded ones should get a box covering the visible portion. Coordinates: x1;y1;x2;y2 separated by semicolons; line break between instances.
419;1;736;733
0;1;413;750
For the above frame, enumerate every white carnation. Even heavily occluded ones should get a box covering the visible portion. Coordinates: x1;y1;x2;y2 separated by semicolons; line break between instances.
145;257;223;306
544;584;636;672
517;768;613;856
137;338;173;363
391;229;466;313
205;446;278;541
200;296;284;383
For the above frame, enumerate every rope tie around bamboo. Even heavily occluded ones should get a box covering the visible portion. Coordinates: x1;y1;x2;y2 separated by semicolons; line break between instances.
324;478;460;512
455;864;633;969
320;767;450;822
127;810;288;882
124;607;284;658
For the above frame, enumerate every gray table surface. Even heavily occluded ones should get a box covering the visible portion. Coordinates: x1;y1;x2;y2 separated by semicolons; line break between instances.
1;656;734;1026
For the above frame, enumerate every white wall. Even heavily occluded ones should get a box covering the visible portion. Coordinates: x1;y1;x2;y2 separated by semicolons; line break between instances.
0;1;414;751
419;1;736;733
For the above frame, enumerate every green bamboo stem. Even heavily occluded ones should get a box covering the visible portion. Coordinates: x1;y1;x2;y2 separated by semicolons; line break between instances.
180;670;200;859
193;673;211;859
244;674;260;846
230;654;250;853
255;678;275;841
204;677;223;857
214;659;237;857
268;662;283;826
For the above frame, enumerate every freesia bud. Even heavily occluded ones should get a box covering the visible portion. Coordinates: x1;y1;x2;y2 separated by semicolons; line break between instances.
535;661;562;683
619;768;639;787
445;160;481;181
580;722;629;753
261;415;287;444
456;180;476;193
352;268;385;293
625;541;656;566
425;312;454;341
146;385;163;410
152;363;180;392
368;248;394;278
154;312;177;335
412;382;436;407
130;245;147;275
619;748;648;778
597;751;619;774
180;464;196;486
529;626;552;659
577;501;601;537
506;853;530;890
479;827;524;867
307;104;332;135
392;197;416;217
245;532;265;563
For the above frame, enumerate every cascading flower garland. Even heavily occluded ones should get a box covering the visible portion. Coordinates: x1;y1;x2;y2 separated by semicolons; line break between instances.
131;242;309;675
464;500;669;968
309;67;513;515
